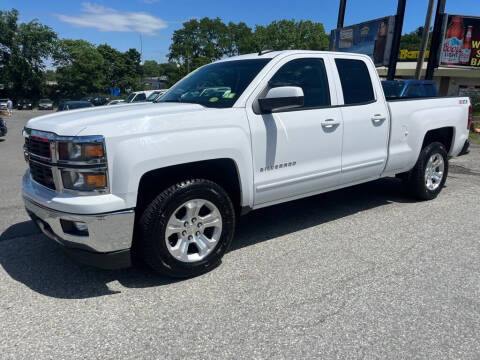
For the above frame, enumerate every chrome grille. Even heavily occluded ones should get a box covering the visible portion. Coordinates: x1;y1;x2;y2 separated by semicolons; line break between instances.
26;136;51;159
29;161;55;190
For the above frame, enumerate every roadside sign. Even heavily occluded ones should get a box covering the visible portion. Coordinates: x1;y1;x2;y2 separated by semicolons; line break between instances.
329;16;396;66
440;14;480;68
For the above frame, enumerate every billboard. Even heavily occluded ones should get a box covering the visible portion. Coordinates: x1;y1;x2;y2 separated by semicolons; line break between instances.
440;14;480;68
329;16;396;66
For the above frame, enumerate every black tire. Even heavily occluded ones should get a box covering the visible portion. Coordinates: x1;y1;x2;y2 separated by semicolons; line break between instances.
138;179;235;278
406;142;448;200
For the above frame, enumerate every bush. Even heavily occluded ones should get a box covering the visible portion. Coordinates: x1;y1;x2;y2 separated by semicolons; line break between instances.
472;95;480;115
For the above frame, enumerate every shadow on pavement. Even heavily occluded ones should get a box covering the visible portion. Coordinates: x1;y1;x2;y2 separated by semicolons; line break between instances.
0;178;413;299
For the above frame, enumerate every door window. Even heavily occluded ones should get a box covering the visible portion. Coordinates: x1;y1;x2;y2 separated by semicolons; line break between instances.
134;93;146;102
268;58;331;109
423;84;436;97
335;59;375;105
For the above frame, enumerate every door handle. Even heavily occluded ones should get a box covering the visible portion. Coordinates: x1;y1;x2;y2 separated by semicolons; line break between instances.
321;119;340;128
371;114;386;123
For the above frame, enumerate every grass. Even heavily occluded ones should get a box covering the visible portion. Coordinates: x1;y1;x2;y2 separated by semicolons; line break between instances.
470;132;480;145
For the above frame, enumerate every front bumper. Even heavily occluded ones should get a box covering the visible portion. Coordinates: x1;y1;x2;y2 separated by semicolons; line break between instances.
24;197;135;269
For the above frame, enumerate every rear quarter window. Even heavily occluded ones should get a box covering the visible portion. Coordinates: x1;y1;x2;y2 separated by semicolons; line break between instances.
335;59;375;105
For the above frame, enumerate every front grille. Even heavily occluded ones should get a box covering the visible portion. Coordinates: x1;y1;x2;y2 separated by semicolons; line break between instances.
26;137;51;159
29;161;55;190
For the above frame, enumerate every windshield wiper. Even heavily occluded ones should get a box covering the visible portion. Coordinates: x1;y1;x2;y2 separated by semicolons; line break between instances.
159;99;200;105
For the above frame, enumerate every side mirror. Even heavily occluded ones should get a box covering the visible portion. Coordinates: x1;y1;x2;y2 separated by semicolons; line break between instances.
258;86;304;113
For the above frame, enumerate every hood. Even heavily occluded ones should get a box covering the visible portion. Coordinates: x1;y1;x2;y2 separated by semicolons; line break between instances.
26;102;207;136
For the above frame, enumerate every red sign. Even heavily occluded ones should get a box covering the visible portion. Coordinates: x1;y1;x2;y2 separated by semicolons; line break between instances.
440;15;480;68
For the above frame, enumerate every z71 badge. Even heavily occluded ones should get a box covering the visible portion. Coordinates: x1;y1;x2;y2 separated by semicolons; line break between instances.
260;161;296;172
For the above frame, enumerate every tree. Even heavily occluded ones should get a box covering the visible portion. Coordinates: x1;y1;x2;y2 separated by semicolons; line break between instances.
0;9;57;100
400;27;432;51
97;44;141;93
167;18;330;83
54;39;106;98
253;20;329;52
142;60;161;77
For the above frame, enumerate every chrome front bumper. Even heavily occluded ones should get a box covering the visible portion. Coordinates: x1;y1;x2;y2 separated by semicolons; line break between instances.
24;197;135;268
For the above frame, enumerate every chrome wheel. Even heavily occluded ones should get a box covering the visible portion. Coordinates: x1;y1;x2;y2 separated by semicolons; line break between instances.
165;199;222;263
425;153;445;191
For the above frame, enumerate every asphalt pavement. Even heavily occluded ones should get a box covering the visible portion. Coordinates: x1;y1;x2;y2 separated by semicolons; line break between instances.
1;110;479;359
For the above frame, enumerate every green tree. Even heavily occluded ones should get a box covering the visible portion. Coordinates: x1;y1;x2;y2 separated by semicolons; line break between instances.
0;9;57;100
54;39;106;98
167;18;329;83
97;44;141;93
142;60;161;77
253;20;329;52
400;27;432;51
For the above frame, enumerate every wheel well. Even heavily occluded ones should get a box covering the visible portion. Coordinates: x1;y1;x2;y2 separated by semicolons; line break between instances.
135;158;242;217
422;127;454;153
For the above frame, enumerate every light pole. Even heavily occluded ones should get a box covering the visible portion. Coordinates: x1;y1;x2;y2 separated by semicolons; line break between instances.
415;0;435;79
426;0;447;80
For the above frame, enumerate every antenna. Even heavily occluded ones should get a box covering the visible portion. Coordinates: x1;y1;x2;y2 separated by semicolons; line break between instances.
258;46;275;56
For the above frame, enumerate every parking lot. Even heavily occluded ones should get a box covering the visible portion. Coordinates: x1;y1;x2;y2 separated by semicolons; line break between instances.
1;110;479;359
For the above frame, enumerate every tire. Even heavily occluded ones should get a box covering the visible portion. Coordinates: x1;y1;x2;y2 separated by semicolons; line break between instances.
406;142;449;200
138;179;235;278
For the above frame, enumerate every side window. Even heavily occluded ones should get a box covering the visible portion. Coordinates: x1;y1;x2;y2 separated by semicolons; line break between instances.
268;58;330;109
423;84;436;97
134;93;146;102
335;59;375;105
405;84;423;98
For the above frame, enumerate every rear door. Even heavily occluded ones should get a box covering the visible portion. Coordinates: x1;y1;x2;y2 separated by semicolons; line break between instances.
332;56;390;184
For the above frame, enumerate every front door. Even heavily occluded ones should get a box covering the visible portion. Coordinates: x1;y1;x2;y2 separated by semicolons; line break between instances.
246;55;344;206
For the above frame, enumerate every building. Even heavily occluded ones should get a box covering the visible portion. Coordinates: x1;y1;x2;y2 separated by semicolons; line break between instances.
376;62;480;96
141;76;168;90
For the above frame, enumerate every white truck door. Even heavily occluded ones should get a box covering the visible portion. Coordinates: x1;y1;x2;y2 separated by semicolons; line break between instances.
332;57;390;183
246;55;343;206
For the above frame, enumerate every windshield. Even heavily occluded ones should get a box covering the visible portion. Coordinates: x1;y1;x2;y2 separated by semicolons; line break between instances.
146;92;160;101
39;99;51;104
125;93;136;103
382;82;405;98
158;59;271;108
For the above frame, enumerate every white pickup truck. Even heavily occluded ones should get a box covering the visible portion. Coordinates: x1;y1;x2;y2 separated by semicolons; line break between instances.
22;50;472;277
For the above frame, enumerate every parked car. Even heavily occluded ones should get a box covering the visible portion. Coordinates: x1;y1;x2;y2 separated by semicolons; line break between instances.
38;99;54;110
124;90;155;103
83;96;110;106
17;99;33;110
57;100;94;111
0;116;6;137
22;50;471;277
0;99;8;110
146;90;168;102
382;80;438;99
107;99;125;105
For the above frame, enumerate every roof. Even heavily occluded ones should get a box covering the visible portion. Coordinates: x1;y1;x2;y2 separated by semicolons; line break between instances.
216;50;372;63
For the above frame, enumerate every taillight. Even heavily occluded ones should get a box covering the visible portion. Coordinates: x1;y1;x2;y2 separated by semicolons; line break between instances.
468;103;473;131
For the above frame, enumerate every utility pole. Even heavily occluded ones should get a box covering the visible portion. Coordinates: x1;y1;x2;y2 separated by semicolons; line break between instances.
387;0;407;80
337;0;347;29
415;0;435;79
426;0;446;80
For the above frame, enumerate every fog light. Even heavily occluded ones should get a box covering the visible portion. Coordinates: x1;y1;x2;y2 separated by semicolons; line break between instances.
73;222;88;232
61;219;89;236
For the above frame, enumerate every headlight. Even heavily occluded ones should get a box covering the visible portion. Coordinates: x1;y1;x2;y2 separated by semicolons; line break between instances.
61;170;107;191
57;141;105;163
